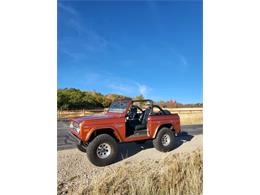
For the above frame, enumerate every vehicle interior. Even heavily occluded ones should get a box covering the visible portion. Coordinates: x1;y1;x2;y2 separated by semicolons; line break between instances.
125;100;172;138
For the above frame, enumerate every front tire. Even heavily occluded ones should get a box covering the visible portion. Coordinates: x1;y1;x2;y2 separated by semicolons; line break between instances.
153;127;175;152
86;134;118;166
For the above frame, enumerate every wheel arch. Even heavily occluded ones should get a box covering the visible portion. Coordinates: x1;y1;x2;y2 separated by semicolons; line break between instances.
87;128;121;143
153;123;176;138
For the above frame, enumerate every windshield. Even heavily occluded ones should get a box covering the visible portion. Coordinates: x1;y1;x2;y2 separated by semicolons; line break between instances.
108;101;129;113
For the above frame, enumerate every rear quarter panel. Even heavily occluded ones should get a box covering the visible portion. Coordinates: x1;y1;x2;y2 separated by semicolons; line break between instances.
148;114;181;138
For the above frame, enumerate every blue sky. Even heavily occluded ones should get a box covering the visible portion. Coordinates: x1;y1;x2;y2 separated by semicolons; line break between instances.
58;0;202;103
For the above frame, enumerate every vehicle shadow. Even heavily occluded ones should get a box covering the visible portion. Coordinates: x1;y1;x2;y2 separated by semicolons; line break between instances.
115;131;194;163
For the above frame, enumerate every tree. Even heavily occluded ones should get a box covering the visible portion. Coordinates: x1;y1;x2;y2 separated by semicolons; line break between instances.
57;90;70;110
57;88;203;110
134;94;144;100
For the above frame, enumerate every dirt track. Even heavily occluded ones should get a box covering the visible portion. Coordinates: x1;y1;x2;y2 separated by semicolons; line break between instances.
57;135;202;194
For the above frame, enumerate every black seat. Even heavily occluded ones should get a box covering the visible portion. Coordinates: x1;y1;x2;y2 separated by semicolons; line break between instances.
129;106;137;119
135;107;151;131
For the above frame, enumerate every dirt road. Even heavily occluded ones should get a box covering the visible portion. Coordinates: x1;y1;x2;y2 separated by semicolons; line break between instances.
58;134;202;194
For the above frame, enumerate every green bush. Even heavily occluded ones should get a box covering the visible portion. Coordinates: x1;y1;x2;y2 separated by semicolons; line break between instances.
57;88;129;110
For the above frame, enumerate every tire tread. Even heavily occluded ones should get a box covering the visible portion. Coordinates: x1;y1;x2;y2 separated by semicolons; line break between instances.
153;127;175;152
86;134;118;166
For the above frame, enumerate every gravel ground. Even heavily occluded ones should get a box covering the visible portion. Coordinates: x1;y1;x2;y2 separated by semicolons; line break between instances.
57;135;202;194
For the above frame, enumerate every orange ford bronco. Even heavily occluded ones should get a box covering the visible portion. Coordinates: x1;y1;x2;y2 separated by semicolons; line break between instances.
68;98;181;166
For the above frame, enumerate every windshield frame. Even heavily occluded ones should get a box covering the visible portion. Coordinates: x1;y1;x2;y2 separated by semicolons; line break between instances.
107;99;131;114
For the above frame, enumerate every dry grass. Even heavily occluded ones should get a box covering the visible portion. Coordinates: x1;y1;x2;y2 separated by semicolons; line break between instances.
82;149;203;195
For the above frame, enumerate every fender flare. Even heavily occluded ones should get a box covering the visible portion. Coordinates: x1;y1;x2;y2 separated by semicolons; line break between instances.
153;124;174;138
85;127;123;142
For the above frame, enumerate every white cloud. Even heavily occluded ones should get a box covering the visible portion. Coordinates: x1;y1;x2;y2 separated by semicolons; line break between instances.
108;81;150;97
58;2;112;60
180;55;188;66
136;83;148;96
108;84;131;93
58;3;78;17
82;72;151;97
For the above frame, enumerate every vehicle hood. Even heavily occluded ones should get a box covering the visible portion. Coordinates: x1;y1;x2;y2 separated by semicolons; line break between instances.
71;113;122;124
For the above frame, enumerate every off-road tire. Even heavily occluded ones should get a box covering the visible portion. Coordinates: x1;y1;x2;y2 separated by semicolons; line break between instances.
86;134;118;166
153;127;175;152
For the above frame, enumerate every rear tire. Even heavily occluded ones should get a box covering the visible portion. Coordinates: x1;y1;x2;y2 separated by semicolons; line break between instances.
86;134;118;166
153;127;175;152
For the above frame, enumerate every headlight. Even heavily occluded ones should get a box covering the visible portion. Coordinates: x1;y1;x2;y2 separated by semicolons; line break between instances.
70;121;80;133
75;127;80;133
69;122;74;128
